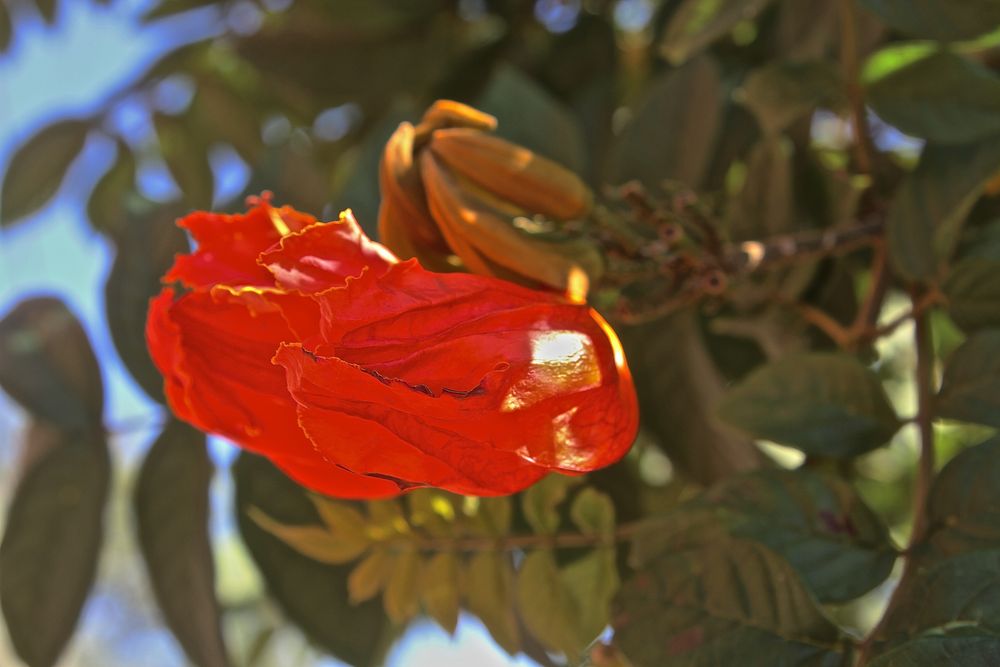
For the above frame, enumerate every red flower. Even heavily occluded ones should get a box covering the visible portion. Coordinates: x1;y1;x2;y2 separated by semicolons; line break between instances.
146;197;638;498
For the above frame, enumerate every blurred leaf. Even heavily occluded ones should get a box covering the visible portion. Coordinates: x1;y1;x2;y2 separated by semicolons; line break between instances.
868;632;1000;667
477;65;586;174
466;496;513;537
522;475;578;535
464;551;520;655
135;419;229;667
105;207;189;402
738;61;845;136
153;112;214;209
191;79;263;164
383;547;421;623
142;0;219;22
233;454;393;667
887;137;1000;282
562;548;619;643
516;550;584;657
34;0;57;24
313;0;446;35
0;2;12;53
728;138;795;239
945;258;1000;332
608;56;723;191
248;509;367;566
0;297;103;432
570;487;615;537
309;496;371;554
419;551;460;634
87;139;136;237
619;312;764;485
937;330;1000;428
925;436;1000;556
348;548;393;604
857;0;1000;41
705;469;896;602
1;119;89;226
0;423;110;667
614;535;846;666
865;49;1000;145
718;352;901;458
659;0;777;64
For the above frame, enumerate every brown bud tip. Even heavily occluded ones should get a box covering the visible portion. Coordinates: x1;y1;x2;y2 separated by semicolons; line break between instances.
414;100;498;144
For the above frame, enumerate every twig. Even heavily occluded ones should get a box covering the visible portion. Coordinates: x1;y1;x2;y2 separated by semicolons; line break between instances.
837;0;875;174
407;518;652;554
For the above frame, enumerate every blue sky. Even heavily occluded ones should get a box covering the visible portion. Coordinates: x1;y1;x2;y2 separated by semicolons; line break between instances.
0;2;536;665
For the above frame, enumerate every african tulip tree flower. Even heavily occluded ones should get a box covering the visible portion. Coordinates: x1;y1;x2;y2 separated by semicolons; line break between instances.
146;197;638;498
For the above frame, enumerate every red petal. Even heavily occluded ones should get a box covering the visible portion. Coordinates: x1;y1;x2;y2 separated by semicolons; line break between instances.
258;210;397;293
166;199;316;288
275;343;547;495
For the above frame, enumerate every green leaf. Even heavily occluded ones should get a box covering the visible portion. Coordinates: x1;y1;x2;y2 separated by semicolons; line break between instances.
562;548;620;643
704;469;896;602
522;475;578;535
937;330;1000;428
135;419;229;667
887;137;1000;282
1;119;89;226
868;631;1000;667
191;80;263;164
233;454;393;667
419;551;460;634
464;551;520;655
248;508;369;566
570;487;615;537
477;65;586;173
608;56;723;191
0;297;103;432
105;206;190;402
728;138;795;239
87;139;136;237
738;60;845;136
153;112;214;209
945;258;1000;332
347;548;393;604
926;437;1000;555
308;496;371;555
718;352;902;458
383;547;421;623
614;535;846;667
465;496;513;537
0;423;110;667
865;49;1000;144
857;0;1000;41
516;550;585;657
659;0;777;65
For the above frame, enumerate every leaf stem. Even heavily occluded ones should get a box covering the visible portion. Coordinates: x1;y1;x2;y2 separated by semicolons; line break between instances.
408;518;652;554
837;0;875;174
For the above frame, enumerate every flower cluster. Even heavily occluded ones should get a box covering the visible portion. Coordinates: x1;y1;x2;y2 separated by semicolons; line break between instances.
146;197;638;497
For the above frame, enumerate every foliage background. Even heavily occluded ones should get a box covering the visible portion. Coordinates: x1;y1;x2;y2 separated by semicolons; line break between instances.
2;0;1000;666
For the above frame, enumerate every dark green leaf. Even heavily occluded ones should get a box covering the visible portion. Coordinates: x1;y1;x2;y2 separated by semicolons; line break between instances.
614;535;846;667
135;419;229;667
0;2;12;53
477;65;586;173
619;312;764;485
944;258;1000;332
106;207;189;402
718;352;901;457
887;136;1000;282
738;61;845;136
463;551;520;655
234;454;393;667
926;437;1000;556
608;56;723;191
0;423;110;667
703;469;896;602
0;297;103;432
87;139;136;237
728;138;795;239
937;330;1000;427
1;119;89;226
869;632;1000;667
153;112;214;209
865;49;1000;145
660;0;778;64
858;0;1000;41
34;0;58;24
